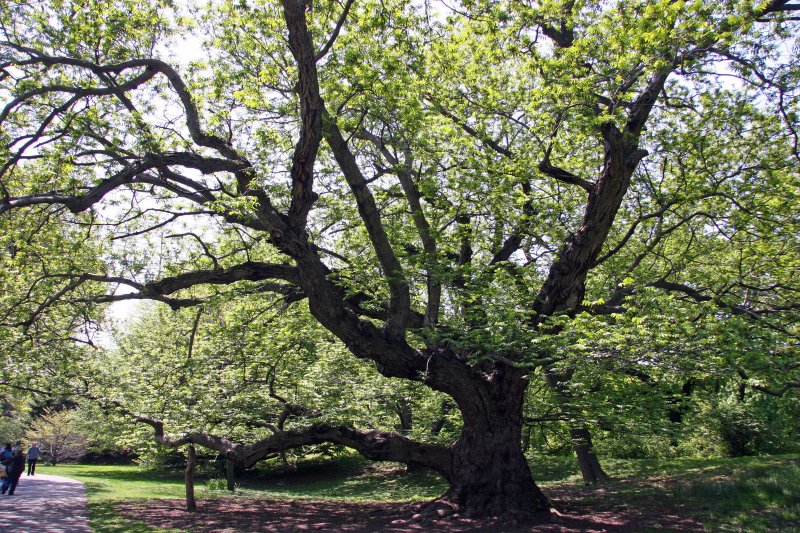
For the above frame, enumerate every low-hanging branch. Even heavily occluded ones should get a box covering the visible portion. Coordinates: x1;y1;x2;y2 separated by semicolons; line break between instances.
3;381;453;482
137;415;453;478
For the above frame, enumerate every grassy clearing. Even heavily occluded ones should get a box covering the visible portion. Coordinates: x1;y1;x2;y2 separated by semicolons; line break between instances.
678;456;800;531
39;454;800;532
232;455;447;501
39;457;447;532
38;464;187;532
559;454;800;531
38;464;187;500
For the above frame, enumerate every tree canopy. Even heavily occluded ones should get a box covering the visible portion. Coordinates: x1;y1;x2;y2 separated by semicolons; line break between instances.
1;0;799;520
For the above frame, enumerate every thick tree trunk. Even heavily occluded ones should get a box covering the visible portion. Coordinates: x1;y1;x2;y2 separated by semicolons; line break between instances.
185;445;197;512
441;424;550;519
432;364;551;520
571;426;608;483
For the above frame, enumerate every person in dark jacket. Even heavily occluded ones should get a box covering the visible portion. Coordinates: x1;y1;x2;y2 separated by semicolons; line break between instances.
1;449;25;495
0;443;12;462
0;443;13;490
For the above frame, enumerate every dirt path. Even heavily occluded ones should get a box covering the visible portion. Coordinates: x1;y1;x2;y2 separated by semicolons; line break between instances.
0;473;92;532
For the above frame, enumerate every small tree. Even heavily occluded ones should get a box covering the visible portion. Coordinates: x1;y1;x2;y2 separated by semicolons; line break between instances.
26;408;89;466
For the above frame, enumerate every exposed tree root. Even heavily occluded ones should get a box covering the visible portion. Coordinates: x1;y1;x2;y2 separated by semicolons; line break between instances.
413;496;553;527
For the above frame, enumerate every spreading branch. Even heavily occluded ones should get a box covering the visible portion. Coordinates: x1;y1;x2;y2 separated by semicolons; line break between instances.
323;112;411;338
315;0;357;62
283;0;324;229
137;415;453;478
357;128;441;326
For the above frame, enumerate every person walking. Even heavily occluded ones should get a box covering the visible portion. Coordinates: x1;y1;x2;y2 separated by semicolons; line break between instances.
0;443;12;481
0;443;10;489
27;443;41;476
1;449;25;495
0;443;12;462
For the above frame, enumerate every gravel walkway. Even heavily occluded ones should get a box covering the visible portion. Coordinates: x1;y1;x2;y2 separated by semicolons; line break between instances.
0;473;92;532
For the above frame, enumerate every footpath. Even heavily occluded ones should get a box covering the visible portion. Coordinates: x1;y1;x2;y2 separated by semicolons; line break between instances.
0;473;92;532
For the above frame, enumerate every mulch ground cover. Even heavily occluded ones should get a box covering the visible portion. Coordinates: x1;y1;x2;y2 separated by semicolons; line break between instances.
117;478;707;532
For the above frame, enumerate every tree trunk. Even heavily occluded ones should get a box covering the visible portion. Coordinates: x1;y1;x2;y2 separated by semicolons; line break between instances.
433;365;551;520
395;397;413;434
571;426;608;483
430;399;453;437
394;397;420;473
544;369;609;484
185;445;197;512
226;456;235;492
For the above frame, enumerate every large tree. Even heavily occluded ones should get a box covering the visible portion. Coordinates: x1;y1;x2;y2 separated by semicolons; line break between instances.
2;0;799;519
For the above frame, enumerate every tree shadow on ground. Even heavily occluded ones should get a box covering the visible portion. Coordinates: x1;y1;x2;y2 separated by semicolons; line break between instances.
115;457;800;532
117;482;706;533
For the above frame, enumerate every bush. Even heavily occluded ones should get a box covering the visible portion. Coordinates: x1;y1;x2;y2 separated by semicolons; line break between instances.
206;477;238;491
712;402;768;457
596;431;677;459
81;450;137;465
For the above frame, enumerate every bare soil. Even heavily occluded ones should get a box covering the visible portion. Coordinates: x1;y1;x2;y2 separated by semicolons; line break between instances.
117;478;706;532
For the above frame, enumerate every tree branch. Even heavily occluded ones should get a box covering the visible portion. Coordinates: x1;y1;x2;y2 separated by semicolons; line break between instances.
323;111;411;338
315;0;357;62
537;157;596;196
283;0;324;229
357;128;441;326
137;415;453;478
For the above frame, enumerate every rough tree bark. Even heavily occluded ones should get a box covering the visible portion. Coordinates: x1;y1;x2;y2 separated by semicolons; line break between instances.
438;363;551;518
570;426;609;484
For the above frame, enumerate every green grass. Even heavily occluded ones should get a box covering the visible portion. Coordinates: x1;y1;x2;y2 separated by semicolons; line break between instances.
680;457;800;531
38;464;187;500
530;454;800;532
39;454;800;533
38;464;188;532
610;455;800;531
38;457;447;532
234;455;446;501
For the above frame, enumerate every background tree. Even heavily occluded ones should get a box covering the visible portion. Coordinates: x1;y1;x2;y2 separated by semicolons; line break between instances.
88;292;457;466
26;407;90;465
1;0;799;520
0;392;31;445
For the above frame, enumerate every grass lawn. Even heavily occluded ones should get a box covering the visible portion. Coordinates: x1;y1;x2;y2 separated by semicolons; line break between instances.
38;457;447;532
37;464;188;532
39;453;800;532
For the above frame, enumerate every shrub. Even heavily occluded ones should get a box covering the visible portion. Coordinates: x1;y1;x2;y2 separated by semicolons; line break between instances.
711;402;768;457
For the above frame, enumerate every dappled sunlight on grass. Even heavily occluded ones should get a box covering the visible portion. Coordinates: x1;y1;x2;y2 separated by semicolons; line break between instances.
528;454;583;485
683;458;800;531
